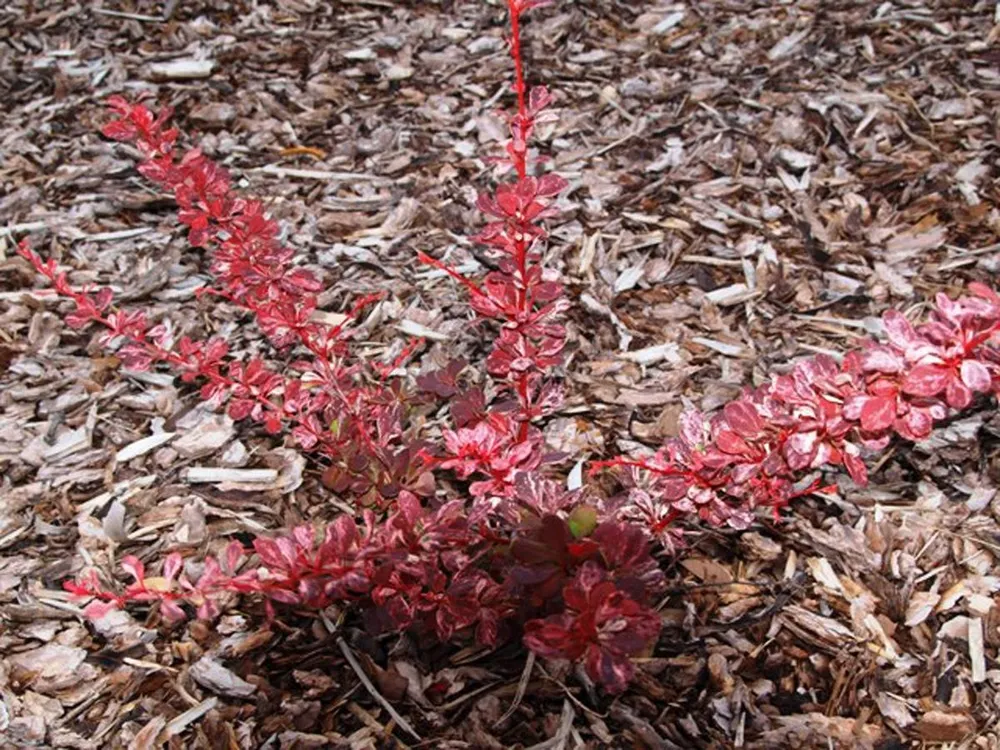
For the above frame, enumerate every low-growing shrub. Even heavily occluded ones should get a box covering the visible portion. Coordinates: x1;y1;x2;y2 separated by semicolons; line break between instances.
15;0;1000;695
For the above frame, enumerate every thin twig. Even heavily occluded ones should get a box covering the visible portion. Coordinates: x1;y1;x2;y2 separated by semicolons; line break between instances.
92;8;164;22
252;164;392;184
524;699;575;750
80;227;153;242
494;651;535;727
348;702;411;749
1;221;50;236
336;636;422;741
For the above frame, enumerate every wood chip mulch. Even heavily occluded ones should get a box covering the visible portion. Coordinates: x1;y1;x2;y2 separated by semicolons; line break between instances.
2;1;1000;748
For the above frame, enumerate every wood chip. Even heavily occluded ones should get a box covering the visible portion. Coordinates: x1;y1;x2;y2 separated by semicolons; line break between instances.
183;467;278;484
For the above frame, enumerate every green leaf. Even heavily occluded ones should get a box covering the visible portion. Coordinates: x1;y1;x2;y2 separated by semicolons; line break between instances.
567;505;598;539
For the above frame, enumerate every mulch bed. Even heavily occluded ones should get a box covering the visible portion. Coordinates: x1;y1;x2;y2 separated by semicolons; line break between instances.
2;1;1000;747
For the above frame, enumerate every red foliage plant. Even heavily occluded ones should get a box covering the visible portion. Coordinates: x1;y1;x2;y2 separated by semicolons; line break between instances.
592;286;1000;554
15;0;1000;696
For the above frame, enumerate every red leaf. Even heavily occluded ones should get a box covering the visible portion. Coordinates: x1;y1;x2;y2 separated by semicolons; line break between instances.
678;409;706;450
658;476;690;501
160;600;187;621
225;542;244;573
861;346;903;374
536;173;567;197
723;400;762;437
523;616;578;659
715;429;751;456
495;186;520;216
528;85;553;113
881;309;918;350
901;364;950;397
945;377;972;409
783;430;818;470
163;553;183;583
584;646;634;694
83;600;120;619
253;538;285;570
121;556;145;583
860;395;896;433
843;451;867;486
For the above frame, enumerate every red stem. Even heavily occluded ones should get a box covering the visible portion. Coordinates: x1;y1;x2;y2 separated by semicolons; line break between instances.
508;2;528;178
508;3;533;441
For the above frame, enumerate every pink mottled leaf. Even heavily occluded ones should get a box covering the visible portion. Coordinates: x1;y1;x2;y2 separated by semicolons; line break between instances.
860;395;896;432
163;553;183;583
961;359;992;392
861;346;903;374
843;450;868;486
536;173;567;197
902;364;950;397
160;600;187;621
121;556;145;583
83;600;120;619
945;377;972;409
881;309;918;350
723;400;763;437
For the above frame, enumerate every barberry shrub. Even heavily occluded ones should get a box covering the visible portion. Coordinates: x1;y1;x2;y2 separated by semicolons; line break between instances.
14;0;1000;696
593;287;1000;554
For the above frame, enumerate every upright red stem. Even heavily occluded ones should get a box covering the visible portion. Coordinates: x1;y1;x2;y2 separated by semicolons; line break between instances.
509;1;533;441
508;1;528;179
418;0;567;464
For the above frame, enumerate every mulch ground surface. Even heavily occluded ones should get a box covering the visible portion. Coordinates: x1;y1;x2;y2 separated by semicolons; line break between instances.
2;1;1000;748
